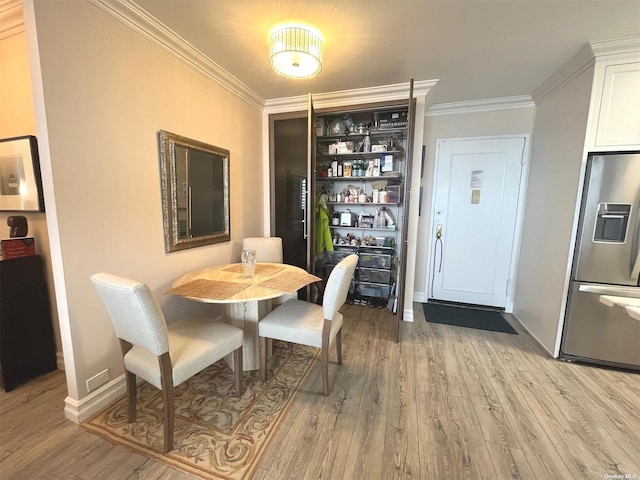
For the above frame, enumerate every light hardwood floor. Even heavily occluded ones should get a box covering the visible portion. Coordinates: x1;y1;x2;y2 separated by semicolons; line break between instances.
1;303;639;479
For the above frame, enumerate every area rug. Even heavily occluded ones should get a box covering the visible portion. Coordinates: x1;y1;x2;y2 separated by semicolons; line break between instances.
83;342;318;480
422;302;518;334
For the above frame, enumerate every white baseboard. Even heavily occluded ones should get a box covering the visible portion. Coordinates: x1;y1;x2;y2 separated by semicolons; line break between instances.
403;308;414;322
64;374;126;424
413;291;427;303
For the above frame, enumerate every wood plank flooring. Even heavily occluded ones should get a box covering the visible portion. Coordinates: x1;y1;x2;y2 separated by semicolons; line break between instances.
1;303;639;479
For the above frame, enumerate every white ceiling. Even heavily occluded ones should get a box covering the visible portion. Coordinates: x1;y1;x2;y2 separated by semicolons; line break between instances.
134;0;640;105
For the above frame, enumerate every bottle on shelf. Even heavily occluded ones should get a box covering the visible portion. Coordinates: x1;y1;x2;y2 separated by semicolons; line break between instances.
337;159;343;177
363;132;371;152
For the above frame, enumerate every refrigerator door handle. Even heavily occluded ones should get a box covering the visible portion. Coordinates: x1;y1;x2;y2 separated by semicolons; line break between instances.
578;284;640;297
632;205;640;283
632;246;640;283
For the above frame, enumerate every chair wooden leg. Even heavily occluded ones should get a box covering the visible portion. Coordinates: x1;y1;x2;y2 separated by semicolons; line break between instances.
159;352;174;453
321;346;329;396
321;319;332;395
259;335;268;383
336;328;342;365
233;347;243;396
119;340;137;422
125;370;137;422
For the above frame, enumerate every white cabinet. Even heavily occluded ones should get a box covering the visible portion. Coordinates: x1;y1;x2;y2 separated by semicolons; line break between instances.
594;61;640;148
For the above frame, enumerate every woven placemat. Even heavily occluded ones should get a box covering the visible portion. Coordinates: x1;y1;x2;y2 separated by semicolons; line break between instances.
259;271;321;295
166;279;249;300
223;263;286;276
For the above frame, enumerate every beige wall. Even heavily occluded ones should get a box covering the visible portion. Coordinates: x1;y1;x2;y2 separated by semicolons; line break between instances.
27;0;264;403
415;107;535;300
0;28;61;358
513;67;594;354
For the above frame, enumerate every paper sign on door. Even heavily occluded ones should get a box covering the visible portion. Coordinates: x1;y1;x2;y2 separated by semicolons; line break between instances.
471;170;483;204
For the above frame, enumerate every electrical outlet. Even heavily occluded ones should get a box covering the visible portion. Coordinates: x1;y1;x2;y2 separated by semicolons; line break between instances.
86;369;109;392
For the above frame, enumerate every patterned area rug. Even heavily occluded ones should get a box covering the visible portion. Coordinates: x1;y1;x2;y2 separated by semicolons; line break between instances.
83;342;318;479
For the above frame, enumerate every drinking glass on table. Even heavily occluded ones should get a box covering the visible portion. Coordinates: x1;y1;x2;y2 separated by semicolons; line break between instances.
241;249;257;277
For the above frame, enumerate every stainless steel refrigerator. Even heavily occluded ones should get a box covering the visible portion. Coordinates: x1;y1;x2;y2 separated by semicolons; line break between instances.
561;152;640;371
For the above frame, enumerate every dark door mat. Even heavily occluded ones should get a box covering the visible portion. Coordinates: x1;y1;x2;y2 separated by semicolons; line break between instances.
422;302;518;334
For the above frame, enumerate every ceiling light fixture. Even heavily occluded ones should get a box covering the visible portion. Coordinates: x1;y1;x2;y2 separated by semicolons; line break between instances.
269;24;323;79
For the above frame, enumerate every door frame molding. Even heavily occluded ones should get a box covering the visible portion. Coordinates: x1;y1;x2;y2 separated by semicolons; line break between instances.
426;134;531;312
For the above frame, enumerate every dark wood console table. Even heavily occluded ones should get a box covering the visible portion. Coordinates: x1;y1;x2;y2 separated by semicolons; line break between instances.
0;255;57;391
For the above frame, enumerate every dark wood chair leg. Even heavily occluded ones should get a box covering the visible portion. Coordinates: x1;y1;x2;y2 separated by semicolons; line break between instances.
234;347;243;396
159;352;174;453
336;328;342;365
321;319;331;396
259;336;267;383
119;340;137;422
321;346;329;396
125;370;137;422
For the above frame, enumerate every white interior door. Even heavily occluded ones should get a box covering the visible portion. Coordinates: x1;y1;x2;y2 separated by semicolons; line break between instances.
429;137;525;308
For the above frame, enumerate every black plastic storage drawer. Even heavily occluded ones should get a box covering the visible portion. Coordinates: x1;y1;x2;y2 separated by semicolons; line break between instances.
326;247;357;264
357;282;391;298
358;267;391;284
358;252;392;269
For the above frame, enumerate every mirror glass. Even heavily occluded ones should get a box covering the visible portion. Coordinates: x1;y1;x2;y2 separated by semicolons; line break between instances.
159;130;230;252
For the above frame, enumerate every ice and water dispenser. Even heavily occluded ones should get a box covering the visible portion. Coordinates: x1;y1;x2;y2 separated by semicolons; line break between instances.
593;203;631;243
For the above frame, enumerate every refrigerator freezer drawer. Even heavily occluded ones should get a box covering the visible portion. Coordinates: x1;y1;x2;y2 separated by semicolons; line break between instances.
562;281;640;369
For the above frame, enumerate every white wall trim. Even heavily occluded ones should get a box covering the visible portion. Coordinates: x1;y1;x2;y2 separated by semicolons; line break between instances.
590;35;640;58
264;80;439;114
532;43;595;105
0;0;23;39
403;308;414;322
88;0;264;110
426;95;534;117
64;375;126;424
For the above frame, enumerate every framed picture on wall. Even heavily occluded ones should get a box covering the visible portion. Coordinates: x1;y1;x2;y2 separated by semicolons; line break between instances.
0;135;45;212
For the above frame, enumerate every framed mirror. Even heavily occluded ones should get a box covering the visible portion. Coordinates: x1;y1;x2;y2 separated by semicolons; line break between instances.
159;130;230;252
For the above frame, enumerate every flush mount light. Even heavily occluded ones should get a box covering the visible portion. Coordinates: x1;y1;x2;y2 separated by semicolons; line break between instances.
269;24;323;79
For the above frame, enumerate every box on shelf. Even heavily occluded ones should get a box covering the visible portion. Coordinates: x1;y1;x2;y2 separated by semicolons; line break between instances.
386;185;401;203
340;211;357;227
359;214;375;228
1;237;36;260
380;154;394;172
377;111;408;129
328;141;354;154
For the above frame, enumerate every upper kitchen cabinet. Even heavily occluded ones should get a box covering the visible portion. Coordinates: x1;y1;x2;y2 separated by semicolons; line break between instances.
588;39;640;151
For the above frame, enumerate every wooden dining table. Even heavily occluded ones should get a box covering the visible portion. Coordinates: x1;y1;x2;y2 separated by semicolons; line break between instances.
167;262;321;371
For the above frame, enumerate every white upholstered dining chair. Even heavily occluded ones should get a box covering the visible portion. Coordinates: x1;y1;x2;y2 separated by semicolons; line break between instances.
91;273;244;453
242;236;296;305
242;236;283;263
258;253;358;395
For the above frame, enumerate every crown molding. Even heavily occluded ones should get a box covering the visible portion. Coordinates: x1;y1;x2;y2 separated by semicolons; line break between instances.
263;79;439;114
425;95;534;117
531;43;595;105
88;0;265;110
0;0;23;40
590;35;640;58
